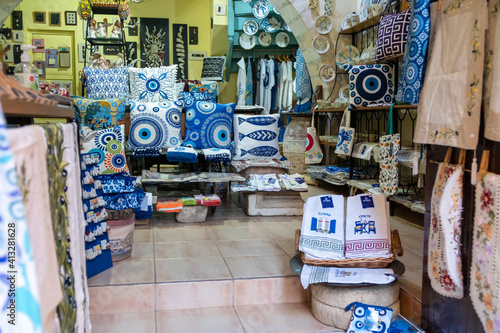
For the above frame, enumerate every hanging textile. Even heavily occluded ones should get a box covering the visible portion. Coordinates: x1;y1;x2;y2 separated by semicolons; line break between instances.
294;48;313;113
271;59;279;111
0;106;43;333
8;125;62;333
414;0;487;149
484;1;500;142
276;62;284;111
379;104;400;196
245;58;253;106
263;59;275;114
305;113;323;164
237;57;246;106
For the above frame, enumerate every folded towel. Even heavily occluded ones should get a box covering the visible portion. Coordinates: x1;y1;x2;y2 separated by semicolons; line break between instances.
300;265;396;289
202;148;231;162
157;199;183;212
194;194;221;206
352;142;378;160
299;195;345;260
345;193;392;259
167;147;198;163
180;197;198;206
279;174;308;191
256;174;281;191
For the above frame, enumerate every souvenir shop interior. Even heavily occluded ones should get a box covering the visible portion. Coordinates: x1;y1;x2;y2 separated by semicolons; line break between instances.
1;0;498;332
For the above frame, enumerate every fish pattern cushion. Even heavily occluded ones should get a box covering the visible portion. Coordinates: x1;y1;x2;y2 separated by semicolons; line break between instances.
233;114;282;161
181;99;236;150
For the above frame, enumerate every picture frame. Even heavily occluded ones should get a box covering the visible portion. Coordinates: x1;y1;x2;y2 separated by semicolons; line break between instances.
32;38;45;53
2;43;13;63
33;11;46;24
103;45;120;56
128;17;138;36
13;44;21;64
65;11;77;26
12;11;23;30
34;60;46;78
78;43;86;63
49;12;61;27
13;31;24;43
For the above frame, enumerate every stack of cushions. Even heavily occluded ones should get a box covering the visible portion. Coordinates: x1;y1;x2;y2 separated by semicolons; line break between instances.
189;82;218;103
83;67;130;99
180;91;214;103
74;96;127;131
129;65;179;102
128;100;183;157
182;99;236;150
233;114;282;160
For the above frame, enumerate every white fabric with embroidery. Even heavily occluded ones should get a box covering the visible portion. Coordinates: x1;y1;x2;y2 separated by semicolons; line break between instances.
484;1;500;142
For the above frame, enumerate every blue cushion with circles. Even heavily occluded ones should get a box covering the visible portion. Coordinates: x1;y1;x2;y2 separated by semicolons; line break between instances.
348;64;395;109
182;99;236;150
128;100;184;157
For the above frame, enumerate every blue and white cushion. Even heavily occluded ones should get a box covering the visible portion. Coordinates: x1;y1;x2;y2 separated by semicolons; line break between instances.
129;65;178;102
83;67;130;99
182;100;235;150
128;101;184;157
189;82;218;104
375;8;412;61
348;64;394;108
233;114;282;161
180;91;214;103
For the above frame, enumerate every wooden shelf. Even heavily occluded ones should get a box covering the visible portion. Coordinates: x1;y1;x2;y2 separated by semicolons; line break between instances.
339;14;382;35
319;141;338;147
2;98;75;119
88;38;125;46
90;4;120;15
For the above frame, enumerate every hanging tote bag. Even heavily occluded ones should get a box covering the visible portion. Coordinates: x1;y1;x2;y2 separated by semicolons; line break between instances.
335;107;355;156
345;302;393;333
379;104;400;196
305;112;324;164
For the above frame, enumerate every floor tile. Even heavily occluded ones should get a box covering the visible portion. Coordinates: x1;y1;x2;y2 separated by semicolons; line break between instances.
155;256;232;282
235;303;334;333
154;227;212;242
89;284;155;314
155;240;221;259
130;243;154;260
88;259;154;286
209;224;271;241
206;217;256;228
134;229;153;243
216;239;287;257
90;312;155;333
399;232;424;254
234;277;306;305
226;255;295;278
154;218;204;229
252;216;302;223
206;208;249;220
156;307;244;333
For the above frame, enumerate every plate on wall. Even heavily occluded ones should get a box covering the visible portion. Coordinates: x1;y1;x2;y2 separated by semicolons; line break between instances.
258;31;272;47
242;0;251;3
319;64;336;83
339;84;350;101
240;33;257;50
275;32;290;48
283;22;292;32
313;35;330;54
253;1;271;19
336;45;360;68
243;19;259;35
261;17;281;32
315;15;333;34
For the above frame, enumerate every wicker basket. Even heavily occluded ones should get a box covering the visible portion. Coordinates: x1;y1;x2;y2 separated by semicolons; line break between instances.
295;229;404;269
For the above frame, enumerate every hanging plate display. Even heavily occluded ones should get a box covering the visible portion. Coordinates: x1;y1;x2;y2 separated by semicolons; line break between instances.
275;32;290;48
319;64;336;83
242;0;251;3
339;84;350;101
261;17;282;32
315;15;333;34
273;6;280;15
258;31;272;47
239;33;256;50
243;19;259;35
313;35;330;54
253;1;271;19
336;45;360;68
283;22;292;32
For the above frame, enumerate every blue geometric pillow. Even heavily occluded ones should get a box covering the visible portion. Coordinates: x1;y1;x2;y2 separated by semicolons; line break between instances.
128;101;184;157
182;99;235;150
189;82;218;104
129;65;178;102
83;67;129;99
348;64;394;108
180;91;215;103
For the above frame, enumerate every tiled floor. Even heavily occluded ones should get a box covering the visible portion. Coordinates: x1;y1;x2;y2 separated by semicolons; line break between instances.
88;186;425;332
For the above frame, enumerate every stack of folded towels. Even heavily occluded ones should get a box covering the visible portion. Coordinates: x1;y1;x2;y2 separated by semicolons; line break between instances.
156;199;183;213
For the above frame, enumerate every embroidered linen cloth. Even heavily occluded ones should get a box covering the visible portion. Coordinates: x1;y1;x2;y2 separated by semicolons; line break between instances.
300;265;395;289
345;193;392;259
202;148;231;162
484;1;500;142
428;163;464;298
414;0;487;149
299;195;345;260
470;173;500;332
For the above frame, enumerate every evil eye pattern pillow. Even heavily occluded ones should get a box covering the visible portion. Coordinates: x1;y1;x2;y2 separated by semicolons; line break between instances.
83;67;130;99
348;64;394;108
128;101;183;157
233;114;282;161
189;82;218;104
182;100;235;150
129;65;178;102
81;125;129;175
73;96;127;130
180;91;215;103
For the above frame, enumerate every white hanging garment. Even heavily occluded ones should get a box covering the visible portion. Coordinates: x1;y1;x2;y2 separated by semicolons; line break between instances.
286;61;294;111
236;57;246;106
276;62;284;110
263;59;275;114
255;59;261;106
258;58;266;107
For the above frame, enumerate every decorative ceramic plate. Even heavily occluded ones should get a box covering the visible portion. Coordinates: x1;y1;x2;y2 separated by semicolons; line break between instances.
283;23;292;32
258;31;272;47
336;45;360;68
275;32;290;48
315;15;333;34
261;17;281;32
243;19;259;35
313;35;330;54
253;1;270;19
341;12;360;30
318;64;336;83
240;33;256;50
339;84;350;101
273;6;280;15
242;0;251;3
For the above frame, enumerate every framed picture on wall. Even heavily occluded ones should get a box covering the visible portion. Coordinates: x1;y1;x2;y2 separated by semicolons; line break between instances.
13;31;24;43
65;11;77;26
103;45;120;56
49;12;61;27
33;11;46;24
78;43;86;63
34;60;46;78
12;11;23;30
128;17;138;36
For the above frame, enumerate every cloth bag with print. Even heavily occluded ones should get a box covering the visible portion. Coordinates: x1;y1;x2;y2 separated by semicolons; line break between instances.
305;112;323;164
379;103;400;196
335;107;355;157
345;302;393;332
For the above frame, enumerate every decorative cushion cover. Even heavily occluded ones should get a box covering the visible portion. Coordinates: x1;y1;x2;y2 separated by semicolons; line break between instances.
73;96;127;131
189;82;218;104
128;100;183;157
376;9;412;61
182;99;235;150
200;56;226;81
180;91;214;103
348;64;394;108
129;65;178;102
81;125;129;175
233;114;282;161
83;67;129;99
